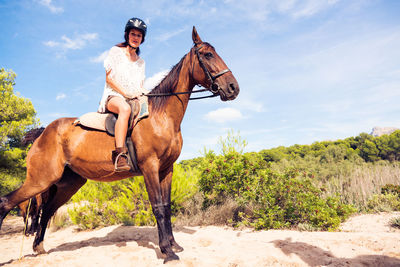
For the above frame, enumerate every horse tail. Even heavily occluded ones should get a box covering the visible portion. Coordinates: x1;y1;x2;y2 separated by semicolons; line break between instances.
22;127;45;146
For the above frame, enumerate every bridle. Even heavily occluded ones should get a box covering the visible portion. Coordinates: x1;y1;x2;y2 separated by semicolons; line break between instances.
146;43;231;100
193;43;231;95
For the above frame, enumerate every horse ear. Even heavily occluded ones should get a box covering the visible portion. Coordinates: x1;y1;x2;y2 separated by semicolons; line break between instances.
192;26;203;45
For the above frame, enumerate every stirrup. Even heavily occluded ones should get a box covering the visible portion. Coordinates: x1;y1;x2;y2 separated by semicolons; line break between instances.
114;152;131;172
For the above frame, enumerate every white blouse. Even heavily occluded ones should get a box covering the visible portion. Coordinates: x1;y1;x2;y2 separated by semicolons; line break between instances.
98;46;147;113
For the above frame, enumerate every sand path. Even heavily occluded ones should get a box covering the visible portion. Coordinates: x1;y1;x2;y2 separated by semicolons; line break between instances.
1;212;399;267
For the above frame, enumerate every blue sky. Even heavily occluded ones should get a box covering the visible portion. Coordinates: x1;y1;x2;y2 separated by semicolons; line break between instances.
1;0;399;160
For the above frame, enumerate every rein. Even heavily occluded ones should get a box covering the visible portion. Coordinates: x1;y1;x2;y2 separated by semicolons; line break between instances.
146;87;218;100
145;43;230;100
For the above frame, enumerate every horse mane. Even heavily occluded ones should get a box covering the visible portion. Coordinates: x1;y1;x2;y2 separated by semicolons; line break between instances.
148;54;187;112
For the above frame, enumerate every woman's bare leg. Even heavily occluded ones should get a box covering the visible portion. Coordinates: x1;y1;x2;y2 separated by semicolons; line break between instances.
106;96;131;171
107;96;131;147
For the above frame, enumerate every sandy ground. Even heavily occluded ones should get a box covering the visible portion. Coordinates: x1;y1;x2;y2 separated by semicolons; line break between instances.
1;212;400;267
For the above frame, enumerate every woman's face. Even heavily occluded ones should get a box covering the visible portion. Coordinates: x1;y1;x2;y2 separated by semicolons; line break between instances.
128;28;143;48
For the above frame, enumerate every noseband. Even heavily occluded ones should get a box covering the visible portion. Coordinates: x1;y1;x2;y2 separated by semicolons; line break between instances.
194;44;231;94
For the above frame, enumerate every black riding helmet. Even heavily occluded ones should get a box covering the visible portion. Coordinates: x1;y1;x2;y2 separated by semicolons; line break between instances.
125;17;147;44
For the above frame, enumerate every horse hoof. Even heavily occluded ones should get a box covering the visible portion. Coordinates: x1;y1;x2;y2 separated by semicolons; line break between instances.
33;242;46;254
163;253;179;264
171;242;184;253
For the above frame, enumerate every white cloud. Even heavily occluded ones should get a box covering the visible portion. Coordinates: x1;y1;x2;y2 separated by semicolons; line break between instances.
56;93;66;100
237;98;265;112
290;0;339;19
38;0;64;14
155;28;186;42
43;40;58;47
44;33;98;52
91;50;109;63
61;33;98;50
204;107;244;123
144;70;170;90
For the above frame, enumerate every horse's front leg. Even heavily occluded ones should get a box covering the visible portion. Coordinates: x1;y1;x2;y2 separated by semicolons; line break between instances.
160;167;183;253
142;164;179;263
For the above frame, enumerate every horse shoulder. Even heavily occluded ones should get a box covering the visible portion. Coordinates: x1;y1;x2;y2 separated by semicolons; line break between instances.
133;115;183;164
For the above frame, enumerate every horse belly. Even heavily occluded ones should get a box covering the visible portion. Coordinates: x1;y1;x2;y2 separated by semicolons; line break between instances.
66;129;140;181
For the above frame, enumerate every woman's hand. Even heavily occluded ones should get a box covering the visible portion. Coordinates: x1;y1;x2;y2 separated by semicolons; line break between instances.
124;92;140;100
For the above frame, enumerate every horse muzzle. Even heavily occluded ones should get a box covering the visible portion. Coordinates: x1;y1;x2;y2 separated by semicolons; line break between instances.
218;80;240;101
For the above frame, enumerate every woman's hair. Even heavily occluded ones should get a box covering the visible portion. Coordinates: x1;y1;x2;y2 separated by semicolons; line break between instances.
116;31;141;55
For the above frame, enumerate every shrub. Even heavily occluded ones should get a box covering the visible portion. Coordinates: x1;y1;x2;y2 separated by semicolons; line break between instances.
239;168;355;231
269;157;400;211
170;164;200;214
198;133;355;231
68;163;199;230
0;169;25;196
366;193;400;212
198;149;268;208
390;216;400;229
69;177;154;229
381;184;400;197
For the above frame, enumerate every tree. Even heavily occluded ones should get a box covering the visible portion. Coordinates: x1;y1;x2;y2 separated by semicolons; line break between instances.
0;68;39;194
0;68;37;149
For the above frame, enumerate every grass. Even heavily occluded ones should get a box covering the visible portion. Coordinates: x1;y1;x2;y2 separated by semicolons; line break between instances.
322;162;400;211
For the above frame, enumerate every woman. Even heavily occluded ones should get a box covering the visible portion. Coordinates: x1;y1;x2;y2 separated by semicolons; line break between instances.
98;17;148;172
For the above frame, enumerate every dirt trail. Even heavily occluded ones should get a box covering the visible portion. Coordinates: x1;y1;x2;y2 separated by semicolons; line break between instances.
1;212;400;267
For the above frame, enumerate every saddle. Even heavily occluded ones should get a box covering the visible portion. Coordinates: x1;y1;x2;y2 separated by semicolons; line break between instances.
74;96;149;172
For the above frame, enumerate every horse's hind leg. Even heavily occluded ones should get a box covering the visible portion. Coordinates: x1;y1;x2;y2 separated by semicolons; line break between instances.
0;137;67;231
0;175;55;232
33;166;86;254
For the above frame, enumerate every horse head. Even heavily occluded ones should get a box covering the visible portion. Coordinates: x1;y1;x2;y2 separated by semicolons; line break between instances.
191;27;240;101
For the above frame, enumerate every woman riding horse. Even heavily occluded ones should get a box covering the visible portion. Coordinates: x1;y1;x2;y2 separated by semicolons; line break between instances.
98;17;148;172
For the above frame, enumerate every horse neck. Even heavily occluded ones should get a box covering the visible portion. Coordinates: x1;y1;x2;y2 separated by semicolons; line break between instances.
150;51;196;128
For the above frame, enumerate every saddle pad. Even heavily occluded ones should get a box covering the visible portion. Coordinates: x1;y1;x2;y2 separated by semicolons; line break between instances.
74;112;112;132
75;96;149;132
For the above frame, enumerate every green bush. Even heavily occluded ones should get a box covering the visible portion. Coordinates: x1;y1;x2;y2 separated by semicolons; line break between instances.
198;133;355;231
243;169;355;231
0;169;25;196
381;184;400;197
170;164;200;213
69;176;154;229
68;163;199;230
199;150;268;208
366;193;400;212
0;147;29;169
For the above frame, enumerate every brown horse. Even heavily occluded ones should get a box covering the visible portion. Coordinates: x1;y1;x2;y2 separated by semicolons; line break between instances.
0;27;239;263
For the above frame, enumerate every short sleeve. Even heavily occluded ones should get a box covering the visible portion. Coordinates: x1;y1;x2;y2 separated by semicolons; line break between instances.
103;46;120;72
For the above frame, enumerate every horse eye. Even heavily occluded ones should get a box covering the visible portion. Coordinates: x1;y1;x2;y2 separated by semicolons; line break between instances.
204;52;214;59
